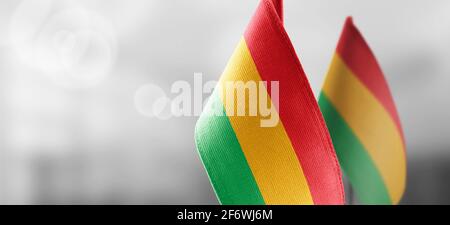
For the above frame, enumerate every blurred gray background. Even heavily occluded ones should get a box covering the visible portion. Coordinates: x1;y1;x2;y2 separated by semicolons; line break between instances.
0;0;448;204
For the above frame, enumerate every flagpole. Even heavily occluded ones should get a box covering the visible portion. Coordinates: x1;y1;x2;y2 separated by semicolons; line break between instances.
348;184;354;205
344;176;354;205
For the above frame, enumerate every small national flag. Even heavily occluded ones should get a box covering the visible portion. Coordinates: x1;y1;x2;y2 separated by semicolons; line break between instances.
195;0;344;205
319;17;406;204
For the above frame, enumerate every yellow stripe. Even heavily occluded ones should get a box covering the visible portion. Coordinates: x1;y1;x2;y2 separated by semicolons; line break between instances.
322;54;406;204
218;38;313;204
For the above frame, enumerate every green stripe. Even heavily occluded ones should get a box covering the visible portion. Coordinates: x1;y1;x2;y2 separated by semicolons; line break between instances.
195;91;265;205
319;93;392;204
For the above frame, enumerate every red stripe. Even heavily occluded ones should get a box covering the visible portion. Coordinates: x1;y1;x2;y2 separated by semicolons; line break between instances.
336;17;405;144
243;0;344;205
270;0;283;23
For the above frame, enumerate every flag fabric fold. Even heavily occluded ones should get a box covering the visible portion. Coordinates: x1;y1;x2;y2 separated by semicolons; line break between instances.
195;0;344;205
319;17;407;204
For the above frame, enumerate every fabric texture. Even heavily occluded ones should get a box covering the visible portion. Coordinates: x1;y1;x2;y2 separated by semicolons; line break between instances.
195;0;344;205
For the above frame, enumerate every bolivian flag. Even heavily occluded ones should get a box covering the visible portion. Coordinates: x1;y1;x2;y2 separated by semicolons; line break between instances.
195;0;344;205
319;18;406;204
